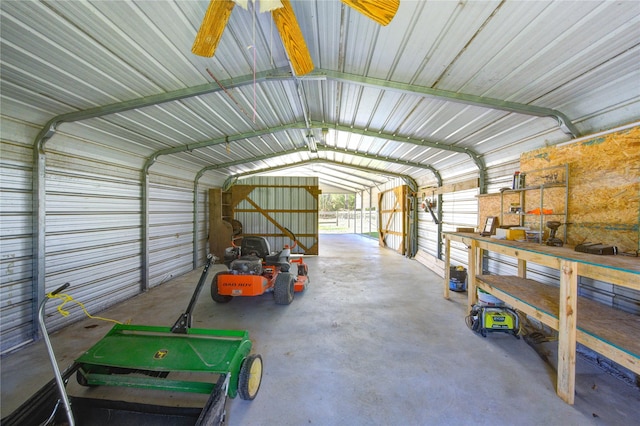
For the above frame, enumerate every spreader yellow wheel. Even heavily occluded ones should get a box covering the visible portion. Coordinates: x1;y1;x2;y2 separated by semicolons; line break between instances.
238;354;263;400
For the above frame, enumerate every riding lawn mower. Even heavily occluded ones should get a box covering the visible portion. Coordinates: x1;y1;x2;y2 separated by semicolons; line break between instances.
211;230;309;305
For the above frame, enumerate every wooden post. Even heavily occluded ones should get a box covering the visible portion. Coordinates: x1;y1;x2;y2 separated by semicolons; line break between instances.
557;260;578;404
444;236;451;299
467;240;478;311
477;246;484;276
518;258;527;278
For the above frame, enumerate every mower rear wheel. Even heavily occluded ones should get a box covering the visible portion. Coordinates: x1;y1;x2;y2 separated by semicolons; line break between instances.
211;272;232;303
274;272;295;305
238;354;263;400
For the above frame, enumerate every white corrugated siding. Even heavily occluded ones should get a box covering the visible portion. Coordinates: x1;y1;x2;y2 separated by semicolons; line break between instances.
0;118;221;352
196;186;209;265
1;128;35;353
43;150;142;332
148;181;194;287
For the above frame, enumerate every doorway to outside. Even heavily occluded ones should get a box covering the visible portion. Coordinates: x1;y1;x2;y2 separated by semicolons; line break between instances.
318;193;378;239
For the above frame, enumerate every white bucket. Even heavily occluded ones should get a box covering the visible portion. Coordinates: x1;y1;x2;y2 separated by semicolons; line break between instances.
477;289;504;306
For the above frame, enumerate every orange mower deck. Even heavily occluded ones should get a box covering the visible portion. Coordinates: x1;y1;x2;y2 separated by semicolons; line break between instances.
216;271;308;297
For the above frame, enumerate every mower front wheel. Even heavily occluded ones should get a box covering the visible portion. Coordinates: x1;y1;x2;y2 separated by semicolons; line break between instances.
274;272;295;305
238;354;263;400
211;272;233;303
76;368;94;387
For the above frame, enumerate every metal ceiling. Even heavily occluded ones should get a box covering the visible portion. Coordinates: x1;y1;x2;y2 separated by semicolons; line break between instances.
1;0;639;193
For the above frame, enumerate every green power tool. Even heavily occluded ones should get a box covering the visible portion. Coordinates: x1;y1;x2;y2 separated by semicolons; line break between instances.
467;305;520;338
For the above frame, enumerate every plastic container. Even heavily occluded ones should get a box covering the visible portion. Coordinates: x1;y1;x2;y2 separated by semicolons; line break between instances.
525;230;542;243
477;288;504;306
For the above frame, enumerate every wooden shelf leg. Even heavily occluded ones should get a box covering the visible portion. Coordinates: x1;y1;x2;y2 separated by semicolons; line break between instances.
557;260;578;405
517;259;527;278
467;240;478;311
444;236;451;299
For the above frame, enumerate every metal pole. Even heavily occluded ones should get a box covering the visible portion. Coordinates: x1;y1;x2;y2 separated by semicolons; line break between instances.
38;283;74;426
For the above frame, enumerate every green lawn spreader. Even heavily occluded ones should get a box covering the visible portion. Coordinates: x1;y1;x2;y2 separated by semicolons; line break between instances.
3;254;262;426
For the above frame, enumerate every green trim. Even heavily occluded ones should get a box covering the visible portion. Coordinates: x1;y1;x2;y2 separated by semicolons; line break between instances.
314;69;580;138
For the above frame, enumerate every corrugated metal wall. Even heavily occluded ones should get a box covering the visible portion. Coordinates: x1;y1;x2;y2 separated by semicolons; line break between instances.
416;176;481;268
43;150;142;332
1;131;145;353
415;158;519;269
439;188;481;268
148;181;194;288
0;118;216;353
196;187;209;266
1;133;35;352
234;177;318;255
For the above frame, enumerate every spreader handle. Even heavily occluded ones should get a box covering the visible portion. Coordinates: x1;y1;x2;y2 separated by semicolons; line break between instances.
283;227;298;249
51;282;70;295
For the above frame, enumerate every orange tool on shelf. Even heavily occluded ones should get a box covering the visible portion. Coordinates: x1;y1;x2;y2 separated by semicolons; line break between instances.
526;208;553;215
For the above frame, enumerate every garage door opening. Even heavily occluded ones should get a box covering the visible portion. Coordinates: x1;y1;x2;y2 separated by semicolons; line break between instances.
318;193;378;238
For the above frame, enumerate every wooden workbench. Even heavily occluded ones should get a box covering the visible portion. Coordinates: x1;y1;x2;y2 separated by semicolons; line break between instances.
443;232;640;404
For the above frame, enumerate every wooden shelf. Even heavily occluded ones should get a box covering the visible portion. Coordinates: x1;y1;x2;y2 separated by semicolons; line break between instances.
497;164;569;243
501;182;567;193
475;275;640;373
442;232;640;405
503;212;566;216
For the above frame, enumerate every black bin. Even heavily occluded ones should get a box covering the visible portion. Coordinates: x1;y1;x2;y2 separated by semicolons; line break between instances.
449;266;467;292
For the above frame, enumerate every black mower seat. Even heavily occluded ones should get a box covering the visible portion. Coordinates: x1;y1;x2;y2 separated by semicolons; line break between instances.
241;236;290;267
265;252;283;266
265;248;291;267
241;236;271;259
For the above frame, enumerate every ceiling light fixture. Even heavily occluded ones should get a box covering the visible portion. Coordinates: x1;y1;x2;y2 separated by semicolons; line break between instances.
322;128;329;144
307;134;318;153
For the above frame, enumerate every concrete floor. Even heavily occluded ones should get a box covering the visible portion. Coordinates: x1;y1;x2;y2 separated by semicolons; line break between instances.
2;234;639;425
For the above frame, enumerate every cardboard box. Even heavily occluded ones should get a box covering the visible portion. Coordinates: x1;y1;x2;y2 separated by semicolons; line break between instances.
506;229;526;240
